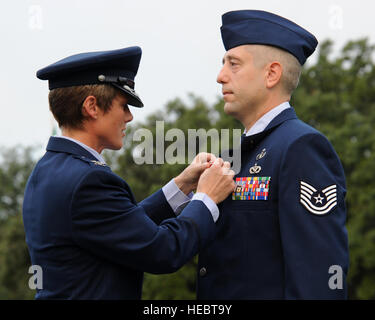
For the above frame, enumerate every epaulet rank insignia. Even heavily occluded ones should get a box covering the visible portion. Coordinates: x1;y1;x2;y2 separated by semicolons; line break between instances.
90;160;107;167
74;155;108;167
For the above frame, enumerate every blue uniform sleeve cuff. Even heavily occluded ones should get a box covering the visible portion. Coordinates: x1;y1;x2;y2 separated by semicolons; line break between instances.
192;193;219;223
162;179;193;215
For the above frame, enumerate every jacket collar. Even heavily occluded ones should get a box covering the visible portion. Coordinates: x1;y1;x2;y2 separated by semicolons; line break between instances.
264;106;298;132
241;107;298;148
46;136;98;161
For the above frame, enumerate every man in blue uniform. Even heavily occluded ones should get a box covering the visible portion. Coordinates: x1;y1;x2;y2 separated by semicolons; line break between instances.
23;46;235;299
197;10;349;299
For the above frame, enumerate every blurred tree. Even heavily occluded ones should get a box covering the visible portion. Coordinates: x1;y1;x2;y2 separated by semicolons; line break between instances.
0;147;36;299
0;147;36;219
0;214;34;299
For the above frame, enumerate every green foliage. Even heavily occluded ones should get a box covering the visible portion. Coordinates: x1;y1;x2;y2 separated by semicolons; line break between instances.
0;146;36;219
0;38;374;299
0;214;34;299
0;147;36;299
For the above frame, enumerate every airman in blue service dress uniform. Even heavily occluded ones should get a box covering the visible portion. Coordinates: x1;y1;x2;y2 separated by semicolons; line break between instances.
197;10;349;299
23;46;235;299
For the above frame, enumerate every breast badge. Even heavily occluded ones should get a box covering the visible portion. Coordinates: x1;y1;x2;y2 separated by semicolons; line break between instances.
249;148;267;175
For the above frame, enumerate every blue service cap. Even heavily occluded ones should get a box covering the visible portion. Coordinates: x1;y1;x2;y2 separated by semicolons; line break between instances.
37;46;144;107
220;10;318;65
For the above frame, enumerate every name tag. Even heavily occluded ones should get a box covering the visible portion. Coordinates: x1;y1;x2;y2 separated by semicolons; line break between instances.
232;176;271;200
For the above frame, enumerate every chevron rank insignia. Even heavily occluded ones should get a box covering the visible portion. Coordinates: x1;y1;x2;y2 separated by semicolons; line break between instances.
300;181;337;215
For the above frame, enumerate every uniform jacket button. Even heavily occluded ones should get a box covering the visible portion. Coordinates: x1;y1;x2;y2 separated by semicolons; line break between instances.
199;267;207;277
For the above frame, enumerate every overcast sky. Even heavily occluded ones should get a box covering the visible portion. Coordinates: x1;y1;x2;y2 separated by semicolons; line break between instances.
0;0;373;152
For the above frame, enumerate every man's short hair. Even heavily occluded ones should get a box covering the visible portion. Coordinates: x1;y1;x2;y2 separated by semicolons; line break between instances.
48;84;119;129
247;45;302;96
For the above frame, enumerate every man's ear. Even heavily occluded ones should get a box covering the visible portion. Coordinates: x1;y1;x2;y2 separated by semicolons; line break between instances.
265;61;283;89
82;95;99;119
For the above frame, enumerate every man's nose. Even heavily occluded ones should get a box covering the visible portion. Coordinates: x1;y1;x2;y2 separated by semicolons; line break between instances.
217;66;229;84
